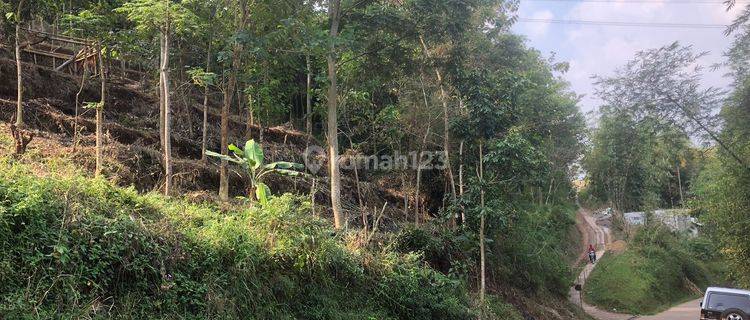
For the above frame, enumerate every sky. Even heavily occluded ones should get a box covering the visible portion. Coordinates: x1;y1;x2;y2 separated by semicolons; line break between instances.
510;0;744;118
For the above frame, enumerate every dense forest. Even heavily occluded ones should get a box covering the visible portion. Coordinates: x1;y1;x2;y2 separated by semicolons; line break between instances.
0;0;748;319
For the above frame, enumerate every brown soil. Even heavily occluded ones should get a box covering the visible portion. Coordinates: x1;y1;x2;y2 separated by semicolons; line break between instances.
0;58;412;227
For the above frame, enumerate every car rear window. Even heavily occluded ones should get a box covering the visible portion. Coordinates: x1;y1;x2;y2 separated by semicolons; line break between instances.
707;292;750;312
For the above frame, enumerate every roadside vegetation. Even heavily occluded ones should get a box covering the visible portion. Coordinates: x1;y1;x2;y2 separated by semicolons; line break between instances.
0;0;590;318
0;159;490;319
1;0;749;318
581;0;750;295
584;225;724;315
690;8;750;287
580;6;750;310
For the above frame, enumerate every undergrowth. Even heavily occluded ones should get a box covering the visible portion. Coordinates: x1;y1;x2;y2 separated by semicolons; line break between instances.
0;159;494;319
584;224;724;315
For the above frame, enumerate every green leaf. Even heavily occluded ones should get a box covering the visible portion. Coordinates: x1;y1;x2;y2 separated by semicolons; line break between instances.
205;150;242;164
255;182;271;205
273;169;309;178
228;144;244;157
83;101;103;110
264;161;304;170
244;139;264;169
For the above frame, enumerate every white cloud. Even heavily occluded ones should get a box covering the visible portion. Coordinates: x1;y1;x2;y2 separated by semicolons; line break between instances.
526;10;555;37
513;2;744;116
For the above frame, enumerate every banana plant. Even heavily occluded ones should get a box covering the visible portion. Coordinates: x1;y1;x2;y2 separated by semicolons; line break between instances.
206;139;307;205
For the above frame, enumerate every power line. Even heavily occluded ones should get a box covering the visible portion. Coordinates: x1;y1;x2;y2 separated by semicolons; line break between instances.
517;18;727;29
523;0;749;4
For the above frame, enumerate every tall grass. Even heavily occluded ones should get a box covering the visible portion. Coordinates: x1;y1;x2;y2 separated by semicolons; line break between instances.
0;161;477;319
584;225;722;315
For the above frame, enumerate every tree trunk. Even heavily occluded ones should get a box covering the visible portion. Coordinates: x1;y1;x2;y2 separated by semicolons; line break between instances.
159;39;166;156
201;44;211;162
415;126;431;224
162;32;173;196
220;42;241;202
219;2;249;201
418;36;456;200
478;140;486;306
15;23;23;128
219;65;236;202
74;60;89;151
676;163;684;207
306;54;313;135
459;140;465;224
96;45;106;177
328;0;343;229
246;93;254;139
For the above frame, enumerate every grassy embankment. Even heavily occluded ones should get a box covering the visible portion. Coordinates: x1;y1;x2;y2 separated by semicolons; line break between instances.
584;224;726;315
0;144;533;320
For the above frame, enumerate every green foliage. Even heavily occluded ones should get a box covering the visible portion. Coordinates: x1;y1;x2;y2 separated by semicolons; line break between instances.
491;203;577;295
486;295;525;320
206;139;307;204
187;67;217;88
584;108;700;211
116;0;197;35
584;225;719;315
0;162;477;319
693;152;750;287
397;203;577;297
691;25;750;287
83;101;103;110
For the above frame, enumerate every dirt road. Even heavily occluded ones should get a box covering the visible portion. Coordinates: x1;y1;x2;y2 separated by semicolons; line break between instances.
637;298;702;320
571;208;702;320
570;208;631;320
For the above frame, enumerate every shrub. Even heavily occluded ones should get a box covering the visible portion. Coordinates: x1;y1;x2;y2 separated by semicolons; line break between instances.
0;162;473;319
584;225;719;315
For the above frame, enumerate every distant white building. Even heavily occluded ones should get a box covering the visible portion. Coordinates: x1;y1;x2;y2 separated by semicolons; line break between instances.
622;209;699;236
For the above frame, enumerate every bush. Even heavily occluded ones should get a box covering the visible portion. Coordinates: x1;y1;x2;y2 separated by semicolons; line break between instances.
584;225;719;315
493;204;576;296
0;162;474;319
396;203;576;297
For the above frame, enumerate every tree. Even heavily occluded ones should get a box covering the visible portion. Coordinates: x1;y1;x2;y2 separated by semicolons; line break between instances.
218;0;250;202
12;0;25;129
593;42;747;171
117;0;195;195
327;0;343;229
454;68;541;308
692;0;750;288
96;45;106;176
188;67;217;161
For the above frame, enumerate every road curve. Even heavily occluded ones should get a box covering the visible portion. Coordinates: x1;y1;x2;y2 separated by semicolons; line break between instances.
570;208;632;320
637;298;702;320
570;208;703;320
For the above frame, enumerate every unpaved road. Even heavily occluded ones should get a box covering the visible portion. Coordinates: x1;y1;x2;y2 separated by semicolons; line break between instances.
638;298;702;320
571;208;702;320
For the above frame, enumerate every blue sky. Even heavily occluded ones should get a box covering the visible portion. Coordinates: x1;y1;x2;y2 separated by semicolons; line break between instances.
510;0;744;118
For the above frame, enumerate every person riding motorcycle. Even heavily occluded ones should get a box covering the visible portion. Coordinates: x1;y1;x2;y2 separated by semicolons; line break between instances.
588;244;597;264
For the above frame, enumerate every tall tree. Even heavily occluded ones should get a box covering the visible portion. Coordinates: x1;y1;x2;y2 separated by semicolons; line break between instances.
219;0;250;202
117;0;194;195
96;44;106;177
327;0;343;229
13;0;25;129
593;42;748;171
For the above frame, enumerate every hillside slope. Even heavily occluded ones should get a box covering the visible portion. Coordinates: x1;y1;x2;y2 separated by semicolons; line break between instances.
0;57;408;225
0;55;590;320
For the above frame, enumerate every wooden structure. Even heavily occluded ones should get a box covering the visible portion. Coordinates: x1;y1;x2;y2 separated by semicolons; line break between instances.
19;27;101;76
